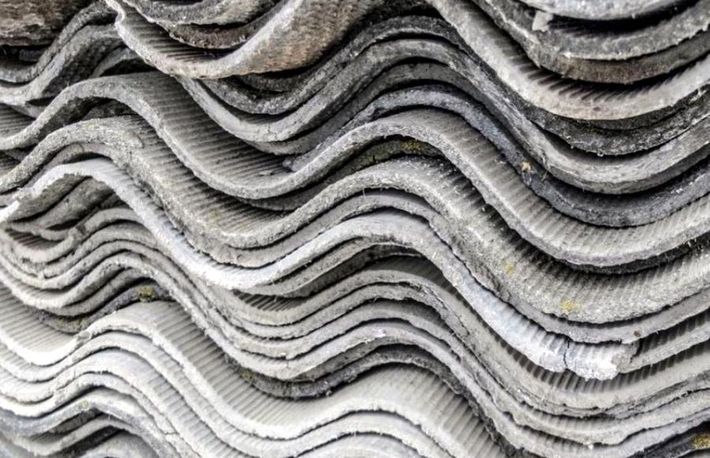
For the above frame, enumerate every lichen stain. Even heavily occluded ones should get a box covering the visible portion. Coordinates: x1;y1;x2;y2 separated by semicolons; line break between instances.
693;433;710;449
560;299;578;315
137;285;156;302
402;139;425;153
503;262;515;275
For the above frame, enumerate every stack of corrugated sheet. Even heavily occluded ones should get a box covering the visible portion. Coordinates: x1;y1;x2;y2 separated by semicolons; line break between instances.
0;0;708;456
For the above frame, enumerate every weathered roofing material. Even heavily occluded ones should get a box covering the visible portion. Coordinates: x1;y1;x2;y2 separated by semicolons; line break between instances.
0;0;707;456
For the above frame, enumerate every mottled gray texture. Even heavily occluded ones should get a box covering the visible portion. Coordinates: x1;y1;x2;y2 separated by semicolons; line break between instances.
0;1;707;456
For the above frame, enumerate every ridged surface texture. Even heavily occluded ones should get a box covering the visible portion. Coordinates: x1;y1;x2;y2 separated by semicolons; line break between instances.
0;0;707;457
